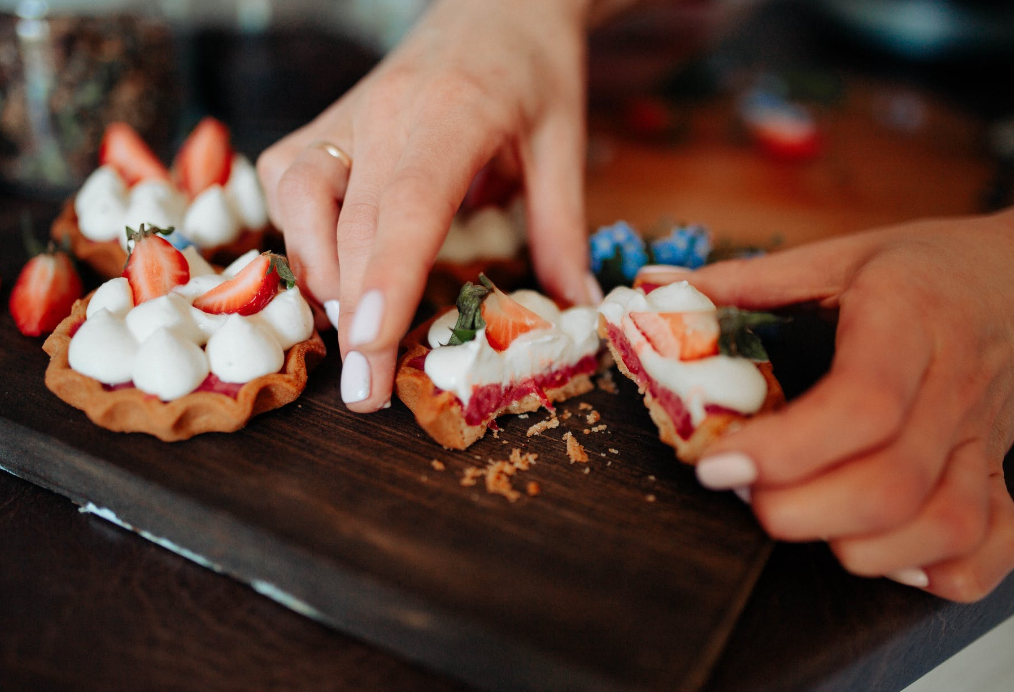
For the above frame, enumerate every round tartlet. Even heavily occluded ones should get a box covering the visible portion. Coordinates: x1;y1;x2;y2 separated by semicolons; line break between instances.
42;292;326;442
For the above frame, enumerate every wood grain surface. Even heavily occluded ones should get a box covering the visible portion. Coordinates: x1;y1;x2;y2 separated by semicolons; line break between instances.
0;201;776;692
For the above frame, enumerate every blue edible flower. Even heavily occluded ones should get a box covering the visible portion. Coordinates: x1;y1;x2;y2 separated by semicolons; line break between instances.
589;221;649;280
650;223;712;269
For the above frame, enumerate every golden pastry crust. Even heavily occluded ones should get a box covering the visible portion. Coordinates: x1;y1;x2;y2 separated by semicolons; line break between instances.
51;199;269;279
598;315;784;463
395;315;595;450
42;294;326;442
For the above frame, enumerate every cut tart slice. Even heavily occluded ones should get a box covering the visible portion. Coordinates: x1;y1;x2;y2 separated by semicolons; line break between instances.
42;239;325;441
598;281;784;463
395;275;603;449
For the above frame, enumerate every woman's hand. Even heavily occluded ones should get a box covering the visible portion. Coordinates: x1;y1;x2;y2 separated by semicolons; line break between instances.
645;211;1014;601
257;0;601;412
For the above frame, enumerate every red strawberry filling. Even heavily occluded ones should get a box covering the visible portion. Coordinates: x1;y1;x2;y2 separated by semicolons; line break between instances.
102;372;250;399
409;353;599;427
605;322;735;439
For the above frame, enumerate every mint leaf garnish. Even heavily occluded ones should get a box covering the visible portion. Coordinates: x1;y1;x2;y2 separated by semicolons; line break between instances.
717;307;784;360
446;280;491;346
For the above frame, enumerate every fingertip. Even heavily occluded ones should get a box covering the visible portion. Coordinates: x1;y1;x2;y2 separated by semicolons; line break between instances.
340;348;397;413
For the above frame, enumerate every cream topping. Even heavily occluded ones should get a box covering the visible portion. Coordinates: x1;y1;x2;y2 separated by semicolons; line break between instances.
423;290;599;406
75;155;267;250
599;281;768;424
67;260;313;398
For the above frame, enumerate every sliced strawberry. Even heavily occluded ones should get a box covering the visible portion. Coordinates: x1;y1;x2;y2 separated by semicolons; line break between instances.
174;117;233;199
479;276;551;351
122;225;191;305
630;311;719;361
193;253;295;316
98;122;170;186
9;247;83;336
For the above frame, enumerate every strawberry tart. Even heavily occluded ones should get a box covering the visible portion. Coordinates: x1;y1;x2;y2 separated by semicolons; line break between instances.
396;275;602;449
598;281;784;463
43;225;325;441
51;118;270;278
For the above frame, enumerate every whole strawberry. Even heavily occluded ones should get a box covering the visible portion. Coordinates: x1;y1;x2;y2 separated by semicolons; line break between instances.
9;244;84;336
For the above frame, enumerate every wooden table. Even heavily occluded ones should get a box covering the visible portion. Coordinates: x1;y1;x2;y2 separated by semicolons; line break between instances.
4;2;1014;689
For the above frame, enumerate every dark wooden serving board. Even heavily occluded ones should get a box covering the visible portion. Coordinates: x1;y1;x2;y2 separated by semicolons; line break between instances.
0;203;776;692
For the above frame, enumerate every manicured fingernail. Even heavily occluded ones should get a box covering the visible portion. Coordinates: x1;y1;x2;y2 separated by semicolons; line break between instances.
323;300;340;331
349;290;384;347
733;486;752;504
584;272;604;304
696;452;758;490
341;351;370;403
381;399;391;409
886;568;929;589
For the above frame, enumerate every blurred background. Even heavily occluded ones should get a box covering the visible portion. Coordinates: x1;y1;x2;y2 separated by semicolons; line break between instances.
2;0;1014;243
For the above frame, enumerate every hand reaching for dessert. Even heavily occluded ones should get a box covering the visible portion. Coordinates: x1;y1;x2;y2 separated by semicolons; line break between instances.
256;0;602;412
643;212;1014;602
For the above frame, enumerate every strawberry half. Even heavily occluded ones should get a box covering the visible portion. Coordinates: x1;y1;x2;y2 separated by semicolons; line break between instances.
99;122;170;186
630;311;719;361
122;225;191;305
478;275;551;351
193;253;295;316
9;246;83;336
174;117;233;200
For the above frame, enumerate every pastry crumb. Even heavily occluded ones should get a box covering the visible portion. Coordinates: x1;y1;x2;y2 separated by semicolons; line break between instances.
527;416;559;437
526;481;541;497
582;428;590;435
646;494;657;503
591;424;607;433
608;448;619;454
585;410;601;425
485;460;521;503
509;447;538;471
431;459;446;472
578;402;593;411
560;410;572;420
492;428;500;439
582;466;590;475
518;413;529;419
648;475;656;482
420;475;429;483
562;431;589;464
461;466;484;487
596;371;618;394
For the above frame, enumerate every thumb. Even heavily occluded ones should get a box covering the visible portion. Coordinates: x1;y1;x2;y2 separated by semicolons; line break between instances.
675;235;873;309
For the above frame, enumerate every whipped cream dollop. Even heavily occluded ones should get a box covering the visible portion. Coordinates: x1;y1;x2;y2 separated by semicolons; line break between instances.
423;289;600;406
599;282;768;425
74;154;268;250
66;261;313;399
436;202;526;264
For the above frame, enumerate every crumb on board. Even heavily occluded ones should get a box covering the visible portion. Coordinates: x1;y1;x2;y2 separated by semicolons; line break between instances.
430;459;446;471
585;410;601;425
562;431;589;464
608;448;619;454
578;402;593;411
582;467;590;475
526;481;541;497
591;424;607;433
492;428;500;439
561;410;572;420
518;413;529;419
485;460;522;502
420;475;428;483
461;466;484;487
646;494;657;503
596;371;618;394
527;416;559;437
583;428;590;435
648;475;656;482
509;447;538;471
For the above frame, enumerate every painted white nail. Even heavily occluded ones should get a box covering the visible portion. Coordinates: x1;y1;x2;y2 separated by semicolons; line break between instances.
323;300;340;331
349;290;384;347
341;351;370;403
584;272;604;305
733;486;752;504
886;568;929;589
696;452;758;490
381;399;391;409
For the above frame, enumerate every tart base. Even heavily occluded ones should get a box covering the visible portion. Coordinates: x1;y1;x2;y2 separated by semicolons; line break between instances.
598;315;784;464
52;198;269;279
395;316;596;450
42;294;326;442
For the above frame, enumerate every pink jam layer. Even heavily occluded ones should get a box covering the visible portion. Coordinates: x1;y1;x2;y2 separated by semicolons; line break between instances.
410;352;599;427
605;322;737;440
102;373;245;399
